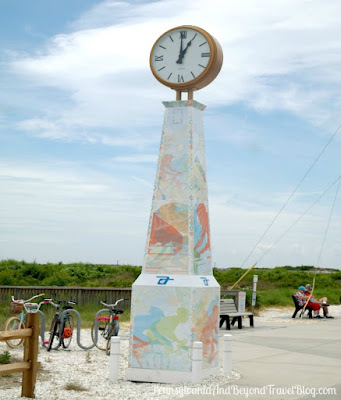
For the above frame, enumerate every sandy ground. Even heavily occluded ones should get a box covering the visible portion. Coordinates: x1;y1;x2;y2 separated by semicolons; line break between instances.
0;305;339;400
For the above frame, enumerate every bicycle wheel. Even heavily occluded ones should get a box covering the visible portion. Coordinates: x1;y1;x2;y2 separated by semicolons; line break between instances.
105;321;119;356
47;316;61;351
61;314;74;349
5;316;25;348
91;312;111;351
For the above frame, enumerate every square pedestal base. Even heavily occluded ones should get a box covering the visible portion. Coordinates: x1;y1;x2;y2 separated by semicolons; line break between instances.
125;366;219;384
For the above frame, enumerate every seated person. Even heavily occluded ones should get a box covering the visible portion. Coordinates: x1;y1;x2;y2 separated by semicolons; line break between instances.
305;284;333;318
295;286;322;318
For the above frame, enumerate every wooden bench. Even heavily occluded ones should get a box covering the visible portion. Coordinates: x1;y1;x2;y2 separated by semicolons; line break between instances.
291;295;313;319
219;298;254;330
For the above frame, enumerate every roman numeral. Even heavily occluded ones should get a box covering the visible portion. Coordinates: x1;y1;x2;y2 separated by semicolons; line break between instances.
199;41;207;47
155;55;163;61
201;52;210;57
180;31;187;39
167;73;172;80
178;75;185;82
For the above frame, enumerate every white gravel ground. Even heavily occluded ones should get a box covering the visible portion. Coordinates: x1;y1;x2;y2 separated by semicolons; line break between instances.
1;305;339;400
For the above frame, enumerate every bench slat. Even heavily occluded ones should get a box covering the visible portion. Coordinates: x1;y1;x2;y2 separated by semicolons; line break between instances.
220;312;253;317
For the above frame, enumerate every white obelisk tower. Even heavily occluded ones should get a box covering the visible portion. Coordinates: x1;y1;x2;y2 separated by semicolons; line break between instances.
126;25;223;383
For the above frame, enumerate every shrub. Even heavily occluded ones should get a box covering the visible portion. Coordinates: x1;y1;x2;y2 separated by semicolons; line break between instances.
0;351;11;365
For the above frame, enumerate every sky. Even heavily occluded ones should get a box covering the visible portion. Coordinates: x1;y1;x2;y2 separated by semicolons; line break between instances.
0;0;340;270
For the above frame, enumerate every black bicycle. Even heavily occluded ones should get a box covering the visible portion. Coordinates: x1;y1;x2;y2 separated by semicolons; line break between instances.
47;298;76;351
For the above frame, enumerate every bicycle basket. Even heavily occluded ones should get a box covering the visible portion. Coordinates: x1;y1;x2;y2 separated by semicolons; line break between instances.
62;327;73;339
10;302;24;314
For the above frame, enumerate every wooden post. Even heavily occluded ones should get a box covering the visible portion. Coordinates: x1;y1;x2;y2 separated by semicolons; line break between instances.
78;288;82;305
21;313;39;398
176;90;182;100
188;89;193;100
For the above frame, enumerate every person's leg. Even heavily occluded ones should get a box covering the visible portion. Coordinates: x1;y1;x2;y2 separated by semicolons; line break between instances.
323;305;334;318
309;302;322;318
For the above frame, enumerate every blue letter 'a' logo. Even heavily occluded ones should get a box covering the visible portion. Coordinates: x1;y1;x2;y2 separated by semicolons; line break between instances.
156;276;174;285
201;277;209;286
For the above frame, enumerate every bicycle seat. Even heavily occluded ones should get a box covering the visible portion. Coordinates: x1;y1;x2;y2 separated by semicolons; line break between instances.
56;299;77;305
112;309;124;314
24;303;39;313
25;303;38;308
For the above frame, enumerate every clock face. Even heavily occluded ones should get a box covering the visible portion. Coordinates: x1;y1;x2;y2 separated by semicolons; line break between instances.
150;26;213;88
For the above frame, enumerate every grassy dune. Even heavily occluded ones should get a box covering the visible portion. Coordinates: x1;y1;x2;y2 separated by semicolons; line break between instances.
0;260;340;328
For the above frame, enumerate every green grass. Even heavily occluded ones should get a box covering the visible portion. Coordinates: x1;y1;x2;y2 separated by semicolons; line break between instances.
1;260;340;290
0;261;340;328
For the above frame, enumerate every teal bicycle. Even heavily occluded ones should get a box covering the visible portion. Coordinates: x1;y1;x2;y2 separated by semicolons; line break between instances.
5;293;45;348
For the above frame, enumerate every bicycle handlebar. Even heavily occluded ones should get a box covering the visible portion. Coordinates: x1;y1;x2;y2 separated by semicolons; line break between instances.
23;301;45;313
11;293;46;304
43;298;77;308
100;298;126;308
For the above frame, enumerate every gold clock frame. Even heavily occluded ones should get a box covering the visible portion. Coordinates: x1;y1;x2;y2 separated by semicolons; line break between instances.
150;25;223;100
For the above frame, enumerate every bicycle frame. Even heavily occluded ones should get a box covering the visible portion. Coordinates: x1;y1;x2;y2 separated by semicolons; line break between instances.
98;299;125;335
92;298;128;354
47;298;76;351
6;293;46;348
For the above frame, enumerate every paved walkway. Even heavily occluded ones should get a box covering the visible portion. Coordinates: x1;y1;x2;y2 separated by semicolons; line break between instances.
183;307;341;400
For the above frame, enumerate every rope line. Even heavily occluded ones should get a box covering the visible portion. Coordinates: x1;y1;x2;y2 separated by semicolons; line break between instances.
315;176;341;269
239;122;341;268
256;175;341;264
300;177;340;317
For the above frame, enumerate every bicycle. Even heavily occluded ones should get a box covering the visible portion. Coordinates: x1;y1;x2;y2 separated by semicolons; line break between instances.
5;293;45;348
47;298;76;351
91;298;127;355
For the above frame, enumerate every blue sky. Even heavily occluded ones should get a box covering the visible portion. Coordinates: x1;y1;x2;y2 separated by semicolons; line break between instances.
1;0;340;269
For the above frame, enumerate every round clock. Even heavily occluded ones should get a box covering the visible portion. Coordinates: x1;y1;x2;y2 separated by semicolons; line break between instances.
150;25;223;96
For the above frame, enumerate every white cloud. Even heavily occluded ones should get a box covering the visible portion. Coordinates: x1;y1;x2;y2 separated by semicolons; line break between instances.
209;190;341;269
9;0;341;143
0;159;151;263
1;156;339;267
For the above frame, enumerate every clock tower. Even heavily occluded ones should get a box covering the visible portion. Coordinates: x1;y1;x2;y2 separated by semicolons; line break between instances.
126;26;223;384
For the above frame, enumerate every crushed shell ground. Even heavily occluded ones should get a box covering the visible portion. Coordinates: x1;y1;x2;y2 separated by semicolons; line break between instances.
1;305;339;400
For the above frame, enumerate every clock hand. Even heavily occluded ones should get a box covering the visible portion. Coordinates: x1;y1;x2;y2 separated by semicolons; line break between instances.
176;34;184;64
176;34;195;64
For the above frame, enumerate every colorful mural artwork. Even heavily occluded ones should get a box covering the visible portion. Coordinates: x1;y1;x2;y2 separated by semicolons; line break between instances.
130;286;191;371
126;101;220;383
144;101;213;276
129;282;219;373
193;293;220;368
148;203;188;256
